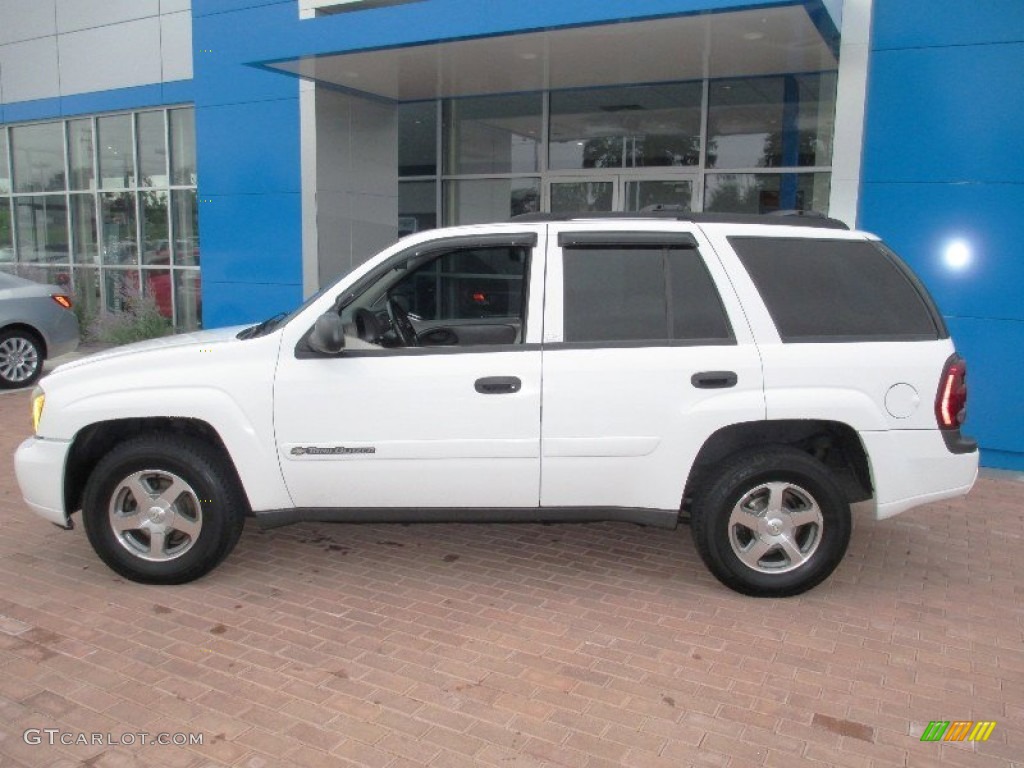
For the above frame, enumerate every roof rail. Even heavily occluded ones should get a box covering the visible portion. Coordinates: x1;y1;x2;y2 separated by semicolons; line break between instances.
511;210;850;230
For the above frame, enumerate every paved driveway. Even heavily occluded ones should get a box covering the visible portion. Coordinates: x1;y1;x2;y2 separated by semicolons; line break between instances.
0;385;1021;767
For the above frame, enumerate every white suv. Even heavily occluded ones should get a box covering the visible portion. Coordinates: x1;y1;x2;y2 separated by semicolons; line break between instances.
14;213;978;596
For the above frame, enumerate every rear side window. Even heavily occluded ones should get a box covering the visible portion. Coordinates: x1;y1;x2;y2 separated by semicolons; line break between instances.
729;237;942;342
561;245;733;344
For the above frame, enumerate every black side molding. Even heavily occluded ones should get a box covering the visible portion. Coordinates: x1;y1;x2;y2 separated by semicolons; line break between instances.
251;506;682;530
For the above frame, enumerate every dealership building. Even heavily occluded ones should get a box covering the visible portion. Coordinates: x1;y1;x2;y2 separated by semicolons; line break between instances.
0;0;1021;470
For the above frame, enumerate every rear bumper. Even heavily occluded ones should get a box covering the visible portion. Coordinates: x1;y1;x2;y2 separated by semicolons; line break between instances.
860;429;979;520
14;436;72;527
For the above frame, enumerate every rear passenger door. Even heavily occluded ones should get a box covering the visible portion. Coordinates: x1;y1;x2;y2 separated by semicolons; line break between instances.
540;222;765;514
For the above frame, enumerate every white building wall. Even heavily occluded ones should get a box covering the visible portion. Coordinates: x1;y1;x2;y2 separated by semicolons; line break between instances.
0;0;191;104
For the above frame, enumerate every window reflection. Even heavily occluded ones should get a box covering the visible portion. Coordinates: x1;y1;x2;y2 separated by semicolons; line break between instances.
444;178;540;225
2;109;198;331
140;190;170;265
171;189;199;266
0;130;11;193
398;102;437;177
399;181;436;237
550;83;702;170
169;108;196;186
100;192;137;265
15;195;68;262
444;94;541;175
707;74;836;169
11;123;65;192
70;194;99;265
137;111;168;187
98;115;135;189
68;119;95;191
704;172;831;214
174;270;202;331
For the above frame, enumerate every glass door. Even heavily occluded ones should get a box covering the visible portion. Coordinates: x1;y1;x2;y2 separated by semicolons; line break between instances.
546;175;696;215
547;177;616;215
620;176;695;212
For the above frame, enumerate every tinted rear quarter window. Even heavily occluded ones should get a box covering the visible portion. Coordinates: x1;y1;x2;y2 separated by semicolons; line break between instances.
562;245;733;344
729;236;942;341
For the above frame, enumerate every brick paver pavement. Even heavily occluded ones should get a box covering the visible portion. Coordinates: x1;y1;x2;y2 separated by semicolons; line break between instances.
0;385;1021;767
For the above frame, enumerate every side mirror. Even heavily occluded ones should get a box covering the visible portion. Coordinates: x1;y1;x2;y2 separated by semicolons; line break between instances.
308;312;346;355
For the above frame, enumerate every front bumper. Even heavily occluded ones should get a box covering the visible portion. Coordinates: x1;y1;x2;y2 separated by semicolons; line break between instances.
860;429;979;520
14;436;73;527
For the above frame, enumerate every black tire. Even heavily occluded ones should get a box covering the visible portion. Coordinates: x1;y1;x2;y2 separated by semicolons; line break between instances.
691;446;850;597
82;435;246;584
0;328;44;389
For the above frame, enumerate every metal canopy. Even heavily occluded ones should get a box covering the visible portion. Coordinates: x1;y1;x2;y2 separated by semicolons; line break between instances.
266;5;838;102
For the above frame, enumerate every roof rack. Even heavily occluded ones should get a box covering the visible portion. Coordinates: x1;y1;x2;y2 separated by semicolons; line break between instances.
511;209;850;230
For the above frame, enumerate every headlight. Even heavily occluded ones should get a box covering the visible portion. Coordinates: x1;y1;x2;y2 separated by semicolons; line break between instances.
31;387;45;434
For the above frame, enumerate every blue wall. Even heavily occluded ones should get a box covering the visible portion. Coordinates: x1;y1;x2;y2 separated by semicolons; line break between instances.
860;0;1024;469
191;0;802;328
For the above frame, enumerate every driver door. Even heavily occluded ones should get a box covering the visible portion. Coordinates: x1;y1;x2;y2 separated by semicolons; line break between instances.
272;234;545;510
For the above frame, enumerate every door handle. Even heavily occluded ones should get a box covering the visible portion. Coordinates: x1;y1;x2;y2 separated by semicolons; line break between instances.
475;376;522;394
691;371;738;389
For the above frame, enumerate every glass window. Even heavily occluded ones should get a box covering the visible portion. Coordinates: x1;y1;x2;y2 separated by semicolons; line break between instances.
0;130;10;193
623;179;693;212
561;246;731;344
9;264;71;290
550;180;613;214
563;247;668;342
71;266;101;322
550;83;702;171
97;115;135;189
729;237;940;342
174;269;202;331
171;189;198;265
0;201;12;261
444;178;539;225
703;172;830;215
707;74;836;169
11;123;65;192
399;102;437;177
143;268;174;321
100;192;137;265
103;268;133;313
70;194;99;265
169;107;196;185
137;111;168;187
68;119;95;191
391;247;528;324
14;195;68;262
140;190;170;265
444;94;541;175
399;181;436;237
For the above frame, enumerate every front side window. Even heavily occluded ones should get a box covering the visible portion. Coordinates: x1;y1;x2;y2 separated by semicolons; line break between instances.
560;244;733;345
390;247;528;323
335;244;531;350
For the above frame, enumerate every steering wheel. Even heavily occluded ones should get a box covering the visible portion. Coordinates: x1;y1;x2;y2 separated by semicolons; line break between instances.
386;296;420;347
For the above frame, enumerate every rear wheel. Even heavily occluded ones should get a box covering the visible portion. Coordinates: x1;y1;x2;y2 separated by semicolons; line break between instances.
691;447;850;597
82;435;246;584
0;329;44;388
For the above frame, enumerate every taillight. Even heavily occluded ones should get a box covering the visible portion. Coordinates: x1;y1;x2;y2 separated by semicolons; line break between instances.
51;294;73;310
935;354;967;429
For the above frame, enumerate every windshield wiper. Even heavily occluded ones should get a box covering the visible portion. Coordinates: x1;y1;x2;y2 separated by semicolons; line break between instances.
237;312;288;340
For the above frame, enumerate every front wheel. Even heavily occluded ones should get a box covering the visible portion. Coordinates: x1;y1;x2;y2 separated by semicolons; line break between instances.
82;435;246;584
690;447;851;597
